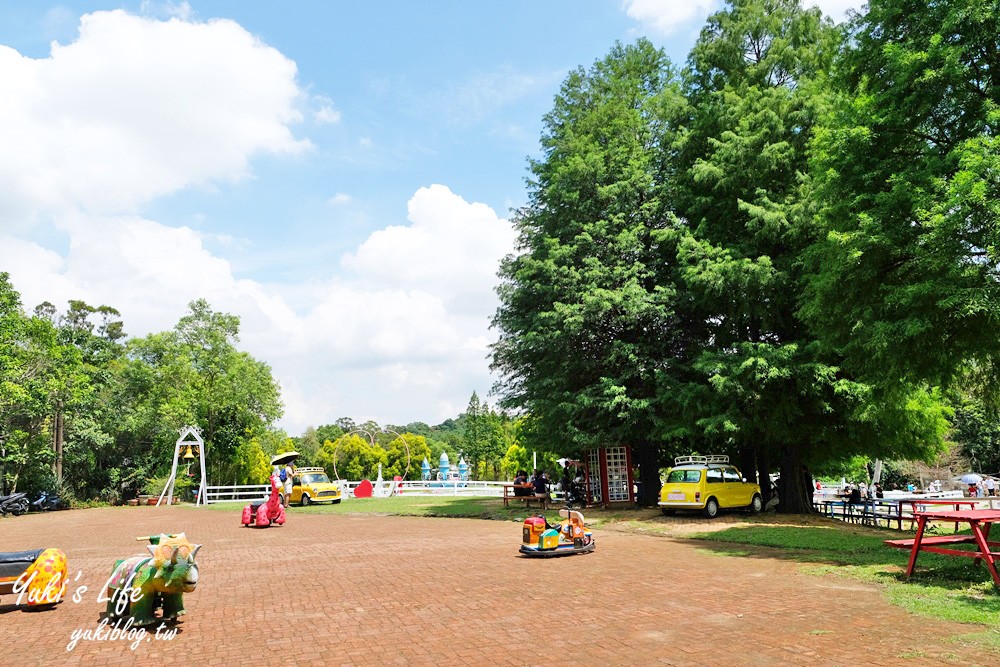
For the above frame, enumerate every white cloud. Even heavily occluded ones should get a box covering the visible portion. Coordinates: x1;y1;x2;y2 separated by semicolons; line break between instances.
1;187;514;433
341;184;516;315
622;0;717;35
0;9;308;222
622;0;865;34
313;95;341;124
0;9;513;433
443;66;561;125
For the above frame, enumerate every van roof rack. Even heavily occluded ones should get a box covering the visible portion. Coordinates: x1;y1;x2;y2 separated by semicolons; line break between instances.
674;455;729;466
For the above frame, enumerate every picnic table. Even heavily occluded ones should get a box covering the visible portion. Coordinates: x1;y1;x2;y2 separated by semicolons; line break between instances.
896;499;979;531
884;509;1000;586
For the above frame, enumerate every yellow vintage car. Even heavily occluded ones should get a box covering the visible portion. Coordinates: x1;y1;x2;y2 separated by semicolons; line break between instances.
287;467;342;506
658;455;762;518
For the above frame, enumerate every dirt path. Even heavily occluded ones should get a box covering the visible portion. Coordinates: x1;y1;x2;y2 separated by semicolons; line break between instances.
0;506;988;665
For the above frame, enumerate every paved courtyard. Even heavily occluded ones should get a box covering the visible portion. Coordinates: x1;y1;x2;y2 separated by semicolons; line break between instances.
0;505;991;666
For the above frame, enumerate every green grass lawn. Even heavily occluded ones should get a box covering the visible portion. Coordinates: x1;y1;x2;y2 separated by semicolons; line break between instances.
195;495;1000;650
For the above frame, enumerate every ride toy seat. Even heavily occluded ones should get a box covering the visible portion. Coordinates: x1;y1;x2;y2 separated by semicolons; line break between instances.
559;508;586;541
0;549;44;580
0;548;68;604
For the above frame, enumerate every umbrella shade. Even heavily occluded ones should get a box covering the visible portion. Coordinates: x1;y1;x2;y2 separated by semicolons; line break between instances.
961;473;983;485
270;451;300;467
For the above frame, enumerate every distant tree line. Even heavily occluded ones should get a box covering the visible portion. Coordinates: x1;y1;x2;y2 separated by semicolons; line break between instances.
0;272;546;502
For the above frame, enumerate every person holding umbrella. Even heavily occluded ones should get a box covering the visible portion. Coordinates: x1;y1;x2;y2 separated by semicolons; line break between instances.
271;452;300;508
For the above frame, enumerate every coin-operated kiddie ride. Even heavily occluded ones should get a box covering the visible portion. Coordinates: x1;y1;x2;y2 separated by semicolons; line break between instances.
241;472;286;527
0;548;68;607
106;533;202;627
519;508;596;557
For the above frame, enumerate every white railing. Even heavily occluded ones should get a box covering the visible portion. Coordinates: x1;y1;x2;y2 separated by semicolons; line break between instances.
203;479;512;504
204;484;270;504
342;479;507;498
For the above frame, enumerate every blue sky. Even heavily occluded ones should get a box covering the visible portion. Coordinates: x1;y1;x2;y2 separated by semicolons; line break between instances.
0;0;860;433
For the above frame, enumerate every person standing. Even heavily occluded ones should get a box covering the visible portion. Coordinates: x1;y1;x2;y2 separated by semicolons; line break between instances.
986;477;996;497
283;463;294;507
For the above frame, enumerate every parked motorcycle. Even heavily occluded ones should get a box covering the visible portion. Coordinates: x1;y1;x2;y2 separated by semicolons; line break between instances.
0;492;29;517
31;491;63;512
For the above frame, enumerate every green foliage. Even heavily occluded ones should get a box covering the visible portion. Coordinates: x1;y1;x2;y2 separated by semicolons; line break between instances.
802;0;1000;389
318;433;388;481
492;38;688;503
0;275;285;502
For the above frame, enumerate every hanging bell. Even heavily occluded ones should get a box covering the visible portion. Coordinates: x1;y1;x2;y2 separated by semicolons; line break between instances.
182;444;195;460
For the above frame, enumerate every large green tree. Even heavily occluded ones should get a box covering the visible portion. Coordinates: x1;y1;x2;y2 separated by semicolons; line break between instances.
802;0;1000;388
668;0;864;512
492;39;688;505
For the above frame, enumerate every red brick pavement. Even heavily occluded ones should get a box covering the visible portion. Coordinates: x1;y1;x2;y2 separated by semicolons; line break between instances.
0;506;990;666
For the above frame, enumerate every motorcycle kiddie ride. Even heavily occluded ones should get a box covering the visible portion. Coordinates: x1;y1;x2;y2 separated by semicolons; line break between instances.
519;508;596;557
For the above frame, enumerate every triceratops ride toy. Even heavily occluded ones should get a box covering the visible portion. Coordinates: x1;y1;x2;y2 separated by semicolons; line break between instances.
519;508;596;558
106;533;201;626
241;473;286;527
0;548;68;607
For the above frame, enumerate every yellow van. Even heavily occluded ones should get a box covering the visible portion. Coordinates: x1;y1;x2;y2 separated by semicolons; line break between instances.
658;455;762;518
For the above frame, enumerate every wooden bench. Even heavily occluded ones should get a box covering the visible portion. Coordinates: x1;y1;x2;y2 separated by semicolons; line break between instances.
502;484;548;509
885;535;979;549
885;534;1000;561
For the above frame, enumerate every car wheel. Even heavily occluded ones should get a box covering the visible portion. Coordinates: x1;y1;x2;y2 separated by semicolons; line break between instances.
660;508;676;516
301;494;311;507
749;493;763;514
332;498;341;504
703;498;719;518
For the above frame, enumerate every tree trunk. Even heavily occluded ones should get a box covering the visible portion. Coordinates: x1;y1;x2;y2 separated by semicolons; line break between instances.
56;410;64;483
777;444;812;514
52;405;64;482
756;447;772;506
739;444;757;485
634;440;660;506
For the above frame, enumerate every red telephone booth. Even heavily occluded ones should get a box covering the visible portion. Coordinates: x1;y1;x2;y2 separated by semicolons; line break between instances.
584;445;634;506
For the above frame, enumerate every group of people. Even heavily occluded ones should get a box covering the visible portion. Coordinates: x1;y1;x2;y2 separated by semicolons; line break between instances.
842;481;884;503
512;469;550;500
969;476;998;497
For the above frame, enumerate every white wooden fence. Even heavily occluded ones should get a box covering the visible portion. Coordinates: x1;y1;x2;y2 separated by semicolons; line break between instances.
203;479;509;504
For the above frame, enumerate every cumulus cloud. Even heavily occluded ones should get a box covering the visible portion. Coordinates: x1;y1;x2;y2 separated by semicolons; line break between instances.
622;0;717;35
0;9;308;223
1;187;515;431
0;9;513;432
341;185;516;315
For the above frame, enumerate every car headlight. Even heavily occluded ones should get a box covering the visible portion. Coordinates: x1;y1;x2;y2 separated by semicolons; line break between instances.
311;487;319;495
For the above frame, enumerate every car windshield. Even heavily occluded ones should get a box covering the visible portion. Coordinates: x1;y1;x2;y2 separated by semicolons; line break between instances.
301;473;330;485
666;469;701;483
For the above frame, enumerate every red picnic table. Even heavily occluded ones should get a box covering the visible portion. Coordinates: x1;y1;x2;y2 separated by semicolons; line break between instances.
885;509;1000;586
896;498;979;531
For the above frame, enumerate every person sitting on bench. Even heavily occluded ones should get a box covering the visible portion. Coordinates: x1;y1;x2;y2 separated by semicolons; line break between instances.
513;470;531;497
532;469;549;504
